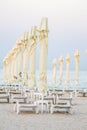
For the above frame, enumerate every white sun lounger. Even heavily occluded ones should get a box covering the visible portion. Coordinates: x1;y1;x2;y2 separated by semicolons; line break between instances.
0;95;9;102
11;96;27;103
58;97;72;105
14;101;39;114
50;100;71;114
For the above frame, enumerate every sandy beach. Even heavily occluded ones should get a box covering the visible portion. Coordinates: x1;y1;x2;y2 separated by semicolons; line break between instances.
0;97;87;130
0;0;87;130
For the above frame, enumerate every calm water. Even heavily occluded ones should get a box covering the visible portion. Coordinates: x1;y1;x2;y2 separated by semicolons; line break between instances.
0;68;87;89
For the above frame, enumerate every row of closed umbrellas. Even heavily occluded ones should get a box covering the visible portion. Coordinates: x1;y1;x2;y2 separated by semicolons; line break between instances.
52;50;80;87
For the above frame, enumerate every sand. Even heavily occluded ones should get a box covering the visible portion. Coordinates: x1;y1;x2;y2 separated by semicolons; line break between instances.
0;97;87;130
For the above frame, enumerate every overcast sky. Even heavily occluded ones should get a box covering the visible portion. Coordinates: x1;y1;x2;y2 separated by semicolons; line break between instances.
0;0;87;70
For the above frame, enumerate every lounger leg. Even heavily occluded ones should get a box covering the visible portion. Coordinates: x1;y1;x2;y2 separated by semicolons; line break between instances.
14;104;16;112
68;108;71;114
47;103;49;113
36;107;39;114
66;108;70;114
7;98;9;103
16;102;20;114
50;106;53;114
17;106;20;114
32;107;36;112
24;98;26;103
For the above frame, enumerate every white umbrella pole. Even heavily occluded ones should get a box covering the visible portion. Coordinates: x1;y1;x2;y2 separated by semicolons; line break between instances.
38;18;48;93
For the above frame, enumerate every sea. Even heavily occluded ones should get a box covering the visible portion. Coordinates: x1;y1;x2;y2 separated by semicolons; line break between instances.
0;68;87;89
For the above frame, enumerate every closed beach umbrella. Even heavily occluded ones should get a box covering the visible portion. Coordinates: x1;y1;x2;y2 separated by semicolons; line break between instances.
3;59;6;83
22;32;29;86
59;56;64;85
65;54;70;87
74;50;80;86
52;58;57;86
12;47;18;83
9;50;15;83
3;58;8;83
4;54;12;84
38;17;48;93
8;52;13;83
28;26;37;89
6;55;10;83
7;53;12;84
16;40;23;83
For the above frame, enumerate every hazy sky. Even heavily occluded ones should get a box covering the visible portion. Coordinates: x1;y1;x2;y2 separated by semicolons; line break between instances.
0;0;87;70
